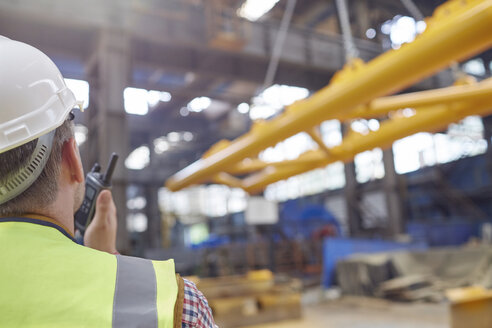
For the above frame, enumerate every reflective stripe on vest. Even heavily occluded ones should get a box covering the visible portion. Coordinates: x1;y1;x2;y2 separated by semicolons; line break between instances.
113;255;158;327
0;219;178;327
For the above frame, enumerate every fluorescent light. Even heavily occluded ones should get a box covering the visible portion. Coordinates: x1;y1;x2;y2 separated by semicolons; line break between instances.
365;28;376;39
148;90;172;107
153;138;170;154
154;132;193;153
125;146;150;170
65;79;89;109
187;97;211;112
167;132;181;143
159;91;172;102
237;102;250;114
238;0;280;21
180;107;190;117
183;132;194;142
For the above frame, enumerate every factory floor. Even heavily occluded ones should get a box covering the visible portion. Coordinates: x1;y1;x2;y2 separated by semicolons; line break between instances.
246;296;449;328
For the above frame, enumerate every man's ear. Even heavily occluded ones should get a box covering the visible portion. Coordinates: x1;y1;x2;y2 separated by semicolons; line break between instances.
61;138;84;184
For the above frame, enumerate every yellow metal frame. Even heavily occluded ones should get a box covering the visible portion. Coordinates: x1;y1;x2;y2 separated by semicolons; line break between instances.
447;286;492;328
166;0;492;193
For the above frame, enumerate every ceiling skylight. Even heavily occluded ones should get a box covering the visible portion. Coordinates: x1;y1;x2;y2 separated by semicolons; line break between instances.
124;87;172;115
249;84;309;120
381;15;427;49
237;0;280;21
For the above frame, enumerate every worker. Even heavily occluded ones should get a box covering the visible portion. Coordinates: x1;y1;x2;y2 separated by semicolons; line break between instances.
0;36;217;327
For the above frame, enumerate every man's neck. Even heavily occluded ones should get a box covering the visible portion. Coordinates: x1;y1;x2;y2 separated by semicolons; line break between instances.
32;191;75;236
30;209;74;236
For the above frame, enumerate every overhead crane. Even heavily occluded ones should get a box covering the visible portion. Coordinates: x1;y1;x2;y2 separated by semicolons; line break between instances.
166;0;492;194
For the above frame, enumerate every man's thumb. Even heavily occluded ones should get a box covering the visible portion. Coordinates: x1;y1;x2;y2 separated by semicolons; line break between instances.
95;190;112;216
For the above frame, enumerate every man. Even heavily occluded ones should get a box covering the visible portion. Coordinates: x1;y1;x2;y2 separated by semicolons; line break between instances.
0;36;217;327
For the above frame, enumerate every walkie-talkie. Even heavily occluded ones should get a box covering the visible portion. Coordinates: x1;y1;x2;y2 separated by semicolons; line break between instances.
74;153;119;234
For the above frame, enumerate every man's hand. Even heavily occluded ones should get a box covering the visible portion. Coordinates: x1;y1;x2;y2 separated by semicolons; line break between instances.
84;190;118;254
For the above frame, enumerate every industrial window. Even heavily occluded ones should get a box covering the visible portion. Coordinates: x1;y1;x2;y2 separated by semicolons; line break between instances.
462;58;486;76
123;87;171;115
393;116;487;174
249;84;309;121
354;148;385;184
126;213;148;233
263;120;346;202
158;186;248;219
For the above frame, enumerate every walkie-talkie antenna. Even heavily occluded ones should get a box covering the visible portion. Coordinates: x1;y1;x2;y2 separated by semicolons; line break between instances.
102;153;119;185
91;163;101;173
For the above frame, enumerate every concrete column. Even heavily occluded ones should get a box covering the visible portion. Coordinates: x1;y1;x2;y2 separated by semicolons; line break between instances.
342;123;361;236
344;161;360;237
85;29;131;252
482;116;492;175
382;148;404;236
144;185;162;249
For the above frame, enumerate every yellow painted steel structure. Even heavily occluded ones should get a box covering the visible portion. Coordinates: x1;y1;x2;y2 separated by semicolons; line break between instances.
447;286;492;328
241;95;492;193
166;0;492;193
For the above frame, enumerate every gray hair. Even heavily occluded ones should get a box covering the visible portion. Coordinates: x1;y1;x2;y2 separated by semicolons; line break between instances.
0;120;74;217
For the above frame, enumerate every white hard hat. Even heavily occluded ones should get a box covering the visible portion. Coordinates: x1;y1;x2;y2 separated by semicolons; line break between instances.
0;35;79;154
0;36;81;205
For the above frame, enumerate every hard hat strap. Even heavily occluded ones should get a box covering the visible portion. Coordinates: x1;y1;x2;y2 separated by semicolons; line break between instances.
0;130;55;205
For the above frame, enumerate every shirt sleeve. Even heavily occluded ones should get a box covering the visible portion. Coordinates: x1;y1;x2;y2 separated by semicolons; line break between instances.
181;278;218;328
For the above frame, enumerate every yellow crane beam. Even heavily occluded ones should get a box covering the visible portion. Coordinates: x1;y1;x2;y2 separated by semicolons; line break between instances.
241;99;492;193
166;0;492;192
223;77;492;177
342;77;492;120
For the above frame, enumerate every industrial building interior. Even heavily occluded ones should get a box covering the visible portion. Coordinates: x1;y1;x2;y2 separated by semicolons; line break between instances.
3;0;492;326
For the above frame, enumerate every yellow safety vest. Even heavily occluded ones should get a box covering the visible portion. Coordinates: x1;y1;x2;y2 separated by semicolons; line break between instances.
0;217;182;327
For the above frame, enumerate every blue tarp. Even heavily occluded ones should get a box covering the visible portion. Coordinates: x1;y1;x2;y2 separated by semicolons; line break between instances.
406;221;482;246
